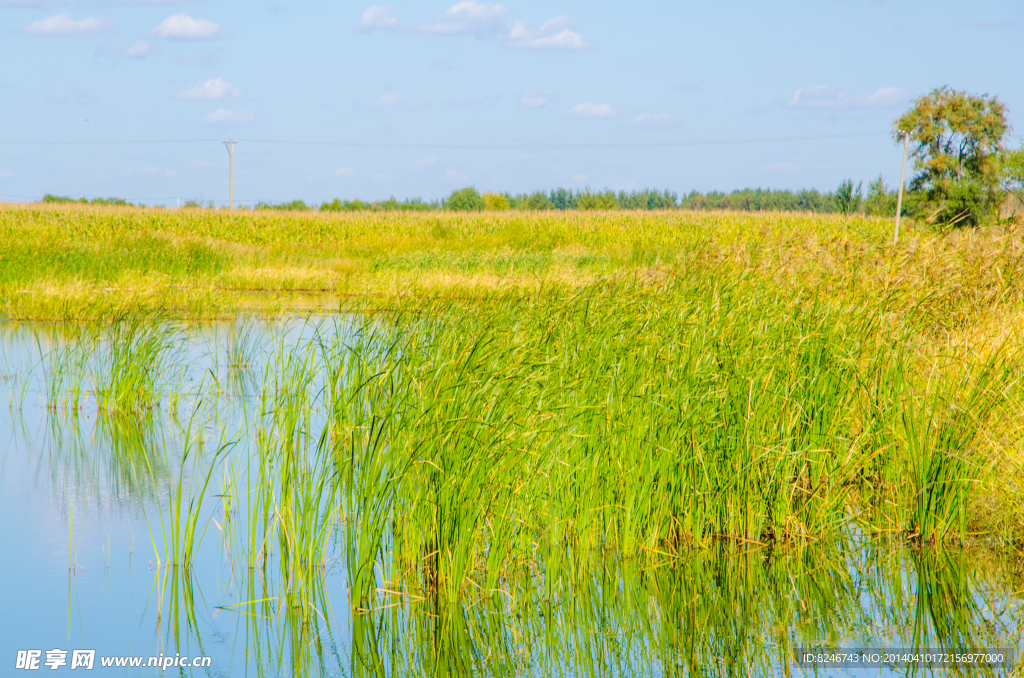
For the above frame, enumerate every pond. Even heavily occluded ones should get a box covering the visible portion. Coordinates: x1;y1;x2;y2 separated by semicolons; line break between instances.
1;316;1021;677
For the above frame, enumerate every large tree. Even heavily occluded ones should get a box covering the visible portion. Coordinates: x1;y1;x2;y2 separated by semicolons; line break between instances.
894;87;1009;226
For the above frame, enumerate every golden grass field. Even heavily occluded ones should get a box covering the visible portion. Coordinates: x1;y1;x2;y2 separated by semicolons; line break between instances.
4;202;1024;548
2;202;1023;327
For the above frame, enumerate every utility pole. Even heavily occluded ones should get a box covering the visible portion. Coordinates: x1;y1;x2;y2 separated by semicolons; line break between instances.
894;131;908;245
222;139;236;209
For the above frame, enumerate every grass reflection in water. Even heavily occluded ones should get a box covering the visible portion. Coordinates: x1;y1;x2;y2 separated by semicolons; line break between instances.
6;278;1024;676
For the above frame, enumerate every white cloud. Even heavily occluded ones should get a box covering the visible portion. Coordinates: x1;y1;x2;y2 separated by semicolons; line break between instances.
629;112;677;127
124;41;150;58
357;2;589;50
443;169;469;181
573;174;587;182
1;0;59;6
204;109;253;124
149;14;221;40
788;85;908;110
127;167;161;174
165;169;178;177
356;5;398;32
370;173;393;181
418;156;439;166
507;16;589;50
0;170;13;179
509;28;587;50
567;102;616;118
23;14;113;36
519;91;548;107
177;77;241;100
415;1;509;37
370;91;403;112
189;159;213;167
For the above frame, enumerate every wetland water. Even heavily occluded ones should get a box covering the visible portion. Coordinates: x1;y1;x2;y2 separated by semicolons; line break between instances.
1;316;1022;677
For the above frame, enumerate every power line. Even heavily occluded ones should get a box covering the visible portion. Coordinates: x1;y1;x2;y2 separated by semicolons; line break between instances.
237;131;888;148
1;132;1019;149
0;139;217;146
0;131;890;149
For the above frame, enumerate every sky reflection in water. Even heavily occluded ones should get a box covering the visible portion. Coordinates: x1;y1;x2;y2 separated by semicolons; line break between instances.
0;318;1021;677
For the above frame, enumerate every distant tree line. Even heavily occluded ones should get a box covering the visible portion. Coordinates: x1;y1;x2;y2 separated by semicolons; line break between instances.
250;183;902;215
35;184;906;217
33;87;1024;227
238;87;1024;226
42;194;131;207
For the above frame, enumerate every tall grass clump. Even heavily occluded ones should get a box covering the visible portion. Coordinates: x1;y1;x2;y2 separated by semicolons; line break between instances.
896;353;1018;543
320;273;1024;608
228;325;341;631
40;327;93;413
155;408;232;569
94;313;176;414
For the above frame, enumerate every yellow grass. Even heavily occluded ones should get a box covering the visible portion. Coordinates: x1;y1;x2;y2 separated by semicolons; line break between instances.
2;202;1022;323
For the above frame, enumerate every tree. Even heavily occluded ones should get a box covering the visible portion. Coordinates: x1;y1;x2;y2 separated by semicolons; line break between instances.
1002;145;1024;219
444;187;485;211
548;188;577;210
576;189;618;210
864;175;898;217
894;87;1010;226
524;191;551;210
255;200;311;211
834;179;862;215
482;192;510;210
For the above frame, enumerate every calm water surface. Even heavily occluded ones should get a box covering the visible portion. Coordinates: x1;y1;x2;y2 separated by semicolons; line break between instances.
1;317;1021;677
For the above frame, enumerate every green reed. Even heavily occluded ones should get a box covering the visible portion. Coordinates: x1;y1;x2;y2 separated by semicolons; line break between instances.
94;313;176;414
220;325;343;631
40;326;93;413
17;288;1022;675
345;542;1017;678
318;275;1022;609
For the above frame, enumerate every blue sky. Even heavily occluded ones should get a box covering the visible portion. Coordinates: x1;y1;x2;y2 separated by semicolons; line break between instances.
1;0;1022;206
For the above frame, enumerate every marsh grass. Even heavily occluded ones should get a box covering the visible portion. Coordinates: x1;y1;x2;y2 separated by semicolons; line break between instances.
94;313;176;414
41;326;92;413
342;542;1018;678
7;204;1024;672
5;203;1024;325
156;416;232;570
287;277;1022;614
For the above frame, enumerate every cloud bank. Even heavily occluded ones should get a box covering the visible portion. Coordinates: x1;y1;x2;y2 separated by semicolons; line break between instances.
519;91;548;107
788;85;908;110
178;78;241;100
124;41;151;58
23;14;113;36
149;14;221;40
1;0;60;7
370;92;403;112
356;2;590;50
356;4;399;32
567;102;616;118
